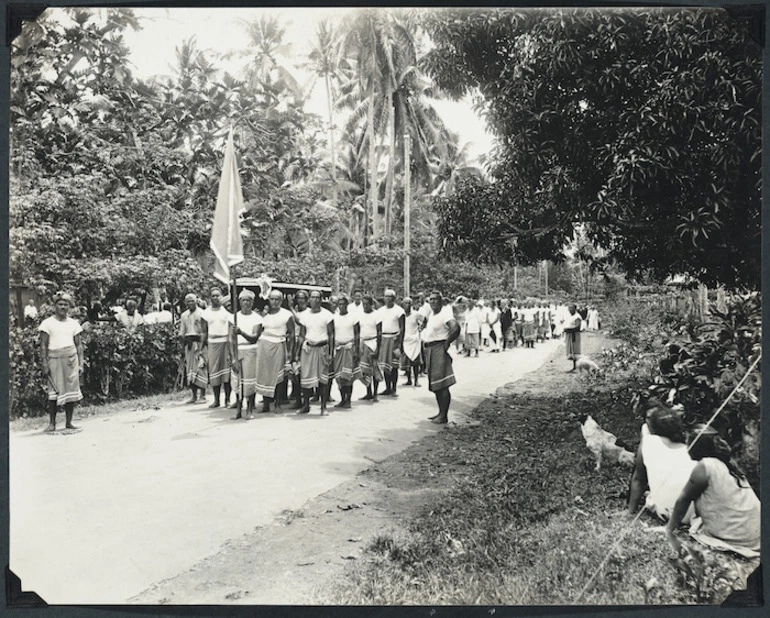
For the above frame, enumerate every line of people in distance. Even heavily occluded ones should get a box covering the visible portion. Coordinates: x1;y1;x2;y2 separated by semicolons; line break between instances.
180;288;461;424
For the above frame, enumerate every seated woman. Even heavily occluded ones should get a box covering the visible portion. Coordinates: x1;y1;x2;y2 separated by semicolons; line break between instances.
665;425;760;558
627;406;696;522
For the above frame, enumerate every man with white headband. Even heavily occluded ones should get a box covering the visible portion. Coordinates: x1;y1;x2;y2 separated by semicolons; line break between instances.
295;290;334;415
230;288;262;419
239;289;295;413
377;288;405;397
178;293;208;404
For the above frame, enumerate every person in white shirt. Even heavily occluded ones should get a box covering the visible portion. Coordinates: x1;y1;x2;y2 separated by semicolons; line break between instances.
377;289;406;397
358;295;383;402
230;290;262;418
563;304;582;371
289;290;310;409
155;303;174;324
201;287;233;409
422;290;460;424
38;292;84;432
487;300;502;352
297;290;335;415
478;300;490;347
332;294;361;409
24;299;39;325
116;298;144;332
400;297;423;387
241;290;295;413
463;301;482;357
348;289;365;319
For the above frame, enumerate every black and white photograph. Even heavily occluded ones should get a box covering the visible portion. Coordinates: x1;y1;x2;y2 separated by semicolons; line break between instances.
4;2;763;609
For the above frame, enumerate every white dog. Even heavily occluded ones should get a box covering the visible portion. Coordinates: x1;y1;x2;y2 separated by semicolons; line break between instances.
579;414;635;470
576;356;600;373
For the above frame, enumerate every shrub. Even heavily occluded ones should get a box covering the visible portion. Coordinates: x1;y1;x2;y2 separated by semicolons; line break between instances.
9;322;183;418
591;293;761;492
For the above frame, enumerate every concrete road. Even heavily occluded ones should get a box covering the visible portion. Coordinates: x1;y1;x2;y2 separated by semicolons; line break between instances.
10;340;561;604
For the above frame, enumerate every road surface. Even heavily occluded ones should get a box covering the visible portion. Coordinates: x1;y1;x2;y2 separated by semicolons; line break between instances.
10;340;560;604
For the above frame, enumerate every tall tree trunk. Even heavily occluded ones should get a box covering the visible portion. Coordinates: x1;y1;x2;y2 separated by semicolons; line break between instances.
384;88;395;237
367;84;377;242
324;71;337;208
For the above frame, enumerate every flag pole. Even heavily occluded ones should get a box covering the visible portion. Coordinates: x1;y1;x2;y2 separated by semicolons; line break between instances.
231;263;242;413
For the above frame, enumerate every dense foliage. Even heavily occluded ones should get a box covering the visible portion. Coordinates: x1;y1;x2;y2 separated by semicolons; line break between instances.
423;8;761;289
595;294;761;490
9;323;182;418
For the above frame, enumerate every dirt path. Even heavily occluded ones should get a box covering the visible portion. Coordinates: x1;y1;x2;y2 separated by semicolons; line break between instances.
10;339;560;605
130;336;599;605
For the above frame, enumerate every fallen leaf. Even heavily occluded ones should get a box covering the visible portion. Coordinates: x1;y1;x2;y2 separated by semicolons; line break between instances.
348;537;362;542
340;554;358;560
337;503;362;511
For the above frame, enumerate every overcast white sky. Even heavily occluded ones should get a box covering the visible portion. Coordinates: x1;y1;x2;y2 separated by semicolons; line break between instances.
116;7;494;164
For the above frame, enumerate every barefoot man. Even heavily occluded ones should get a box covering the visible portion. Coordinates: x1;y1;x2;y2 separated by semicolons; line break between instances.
296;290;334;415
178;293;208;405
39;292;84;432
202;287;232;408
332;293;361;409
563;303;583;372
377;288;405;397
231;289;262;419
358;295;383;402
401;297;423;387
423;290;460;424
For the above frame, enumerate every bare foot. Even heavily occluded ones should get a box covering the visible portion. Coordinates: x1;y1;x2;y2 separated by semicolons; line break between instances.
297;406;310;415
431;416;448;424
184;398;197;405
414;382;421;387
208;402;220;409
372;395;379;402
44;424;56;433
360;394;373;401
334;401;345;408
65;424;78;430
229;401;240;409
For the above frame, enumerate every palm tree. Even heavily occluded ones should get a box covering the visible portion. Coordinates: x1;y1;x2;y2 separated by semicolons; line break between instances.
306;18;344;207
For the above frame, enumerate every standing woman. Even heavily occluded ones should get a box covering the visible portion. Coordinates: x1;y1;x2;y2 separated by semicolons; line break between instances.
332;294;361;408
563;304;582;372
39;292;84;432
179;293;208;405
230;289;262;419
422;291;460;424
248;290;295;413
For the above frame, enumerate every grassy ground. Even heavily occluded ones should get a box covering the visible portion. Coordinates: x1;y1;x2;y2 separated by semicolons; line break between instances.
318;333;758;605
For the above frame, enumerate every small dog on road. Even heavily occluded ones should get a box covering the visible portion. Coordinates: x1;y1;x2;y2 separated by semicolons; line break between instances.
575;356;600;373
579;414;635;470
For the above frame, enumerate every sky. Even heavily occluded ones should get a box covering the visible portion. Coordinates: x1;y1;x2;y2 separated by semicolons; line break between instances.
116;7;495;164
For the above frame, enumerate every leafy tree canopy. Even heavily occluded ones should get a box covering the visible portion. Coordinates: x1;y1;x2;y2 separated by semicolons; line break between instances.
423;7;761;289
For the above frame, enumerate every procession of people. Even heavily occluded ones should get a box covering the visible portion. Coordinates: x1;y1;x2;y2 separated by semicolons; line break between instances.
35;283;600;429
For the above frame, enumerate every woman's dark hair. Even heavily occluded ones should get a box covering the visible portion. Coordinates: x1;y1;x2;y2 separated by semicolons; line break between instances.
689;425;747;486
646;406;686;443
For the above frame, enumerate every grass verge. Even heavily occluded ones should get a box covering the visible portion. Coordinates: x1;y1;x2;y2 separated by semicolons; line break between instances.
316;336;758;605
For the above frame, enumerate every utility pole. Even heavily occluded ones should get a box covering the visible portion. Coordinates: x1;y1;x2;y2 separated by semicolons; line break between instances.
403;134;411;297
